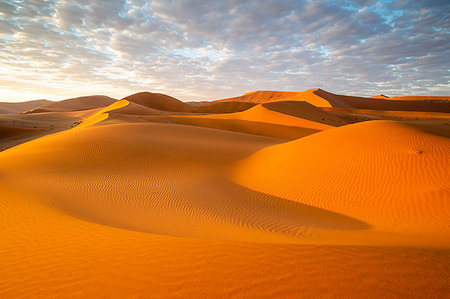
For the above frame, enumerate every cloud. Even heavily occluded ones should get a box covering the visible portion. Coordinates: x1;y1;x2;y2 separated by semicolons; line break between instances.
0;0;449;102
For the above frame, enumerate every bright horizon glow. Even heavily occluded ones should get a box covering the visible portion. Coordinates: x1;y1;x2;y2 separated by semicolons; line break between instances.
0;0;449;103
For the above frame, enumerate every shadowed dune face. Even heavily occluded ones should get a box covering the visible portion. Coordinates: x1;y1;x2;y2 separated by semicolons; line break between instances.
233;120;450;246
314;89;450;112
122;91;258;114
215;89;332;107
261;101;345;126
190;101;257;113
215;89;450;113
170;101;345;140
390;96;450;101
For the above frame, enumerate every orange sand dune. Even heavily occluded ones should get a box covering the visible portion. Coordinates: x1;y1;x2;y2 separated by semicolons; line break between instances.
0;99;52;114
1;121;372;243
370;94;389;99
24;95;116;113
122;91;191;112
216;88;450;112
233;120;450;246
215;89;332;107
170;101;345;140
314;89;450;112
391;95;450;101
123;91;257;114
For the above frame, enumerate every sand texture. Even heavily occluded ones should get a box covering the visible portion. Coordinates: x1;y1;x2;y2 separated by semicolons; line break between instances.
1;89;449;298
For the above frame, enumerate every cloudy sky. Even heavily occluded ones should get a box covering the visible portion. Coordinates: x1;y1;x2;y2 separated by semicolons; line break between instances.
0;0;449;102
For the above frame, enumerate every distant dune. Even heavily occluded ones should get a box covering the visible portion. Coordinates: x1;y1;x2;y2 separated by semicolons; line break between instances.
390;95;450;101
24;95;116;113
215;89;332;107
370;94;389;99
0;99;53;114
314;89;450;112
122;92;191;112
216;89;450;113
123;91;257;114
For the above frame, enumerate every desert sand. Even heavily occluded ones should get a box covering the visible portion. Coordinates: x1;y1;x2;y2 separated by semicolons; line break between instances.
0;89;449;298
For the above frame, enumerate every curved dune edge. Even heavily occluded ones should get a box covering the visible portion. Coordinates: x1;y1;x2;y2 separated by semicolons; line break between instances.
75;99;130;129
170;101;341;140
216;89;333;107
0;121;448;246
232;120;450;247
0;122;374;245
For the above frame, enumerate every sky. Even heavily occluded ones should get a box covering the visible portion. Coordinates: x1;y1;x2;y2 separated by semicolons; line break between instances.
0;0;449;102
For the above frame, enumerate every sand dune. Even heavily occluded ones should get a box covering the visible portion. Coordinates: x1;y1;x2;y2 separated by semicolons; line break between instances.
123;91;257;114
233;120;450;246
0;121;371;243
122;91;191;112
1;89;449;298
216;89;450;112
24;95;116;113
370;94;389;99
390;95;450;101
314;89;450;112
0;99;53;114
215;89;332;107
170;101;344;140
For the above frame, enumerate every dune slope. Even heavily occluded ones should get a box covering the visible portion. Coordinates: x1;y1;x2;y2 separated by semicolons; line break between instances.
171;101;344;140
1;122;374;243
233;120;450;246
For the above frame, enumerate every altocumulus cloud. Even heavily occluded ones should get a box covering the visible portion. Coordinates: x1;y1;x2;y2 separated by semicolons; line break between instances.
0;0;448;101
